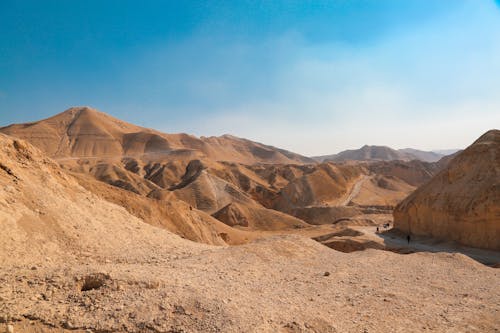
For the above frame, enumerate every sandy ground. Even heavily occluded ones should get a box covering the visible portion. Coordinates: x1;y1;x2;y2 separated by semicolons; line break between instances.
1;235;500;333
358;226;500;266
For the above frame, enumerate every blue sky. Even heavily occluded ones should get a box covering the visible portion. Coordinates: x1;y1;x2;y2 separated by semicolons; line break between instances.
1;0;499;155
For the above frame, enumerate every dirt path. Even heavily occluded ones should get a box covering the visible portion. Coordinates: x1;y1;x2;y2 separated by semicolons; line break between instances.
356;225;500;265
341;175;371;206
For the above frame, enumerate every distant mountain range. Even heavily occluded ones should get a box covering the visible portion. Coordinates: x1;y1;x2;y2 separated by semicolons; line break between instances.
0;106;460;166
314;145;458;163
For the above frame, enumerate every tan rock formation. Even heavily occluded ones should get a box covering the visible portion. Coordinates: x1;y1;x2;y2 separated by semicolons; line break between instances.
394;130;500;250
1;107;445;237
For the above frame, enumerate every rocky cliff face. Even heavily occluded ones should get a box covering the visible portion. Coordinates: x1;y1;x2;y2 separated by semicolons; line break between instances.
394;130;500;250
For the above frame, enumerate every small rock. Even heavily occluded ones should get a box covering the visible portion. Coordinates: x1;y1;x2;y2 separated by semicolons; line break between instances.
62;321;74;329
323;271;330;277
6;324;14;333
30;266;37;270
173;305;186;315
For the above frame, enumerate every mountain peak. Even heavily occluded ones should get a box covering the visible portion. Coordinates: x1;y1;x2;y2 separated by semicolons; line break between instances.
0;108;314;164
58;106;100;118
473;129;499;145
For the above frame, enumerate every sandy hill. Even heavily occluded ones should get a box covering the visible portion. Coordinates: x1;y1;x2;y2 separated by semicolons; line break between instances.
0;132;256;249
394;129;500;250
273;163;363;212
0;107;448;236
0;106;314;164
367;159;441;187
0;133;209;267
1;134;499;333
315;145;445;163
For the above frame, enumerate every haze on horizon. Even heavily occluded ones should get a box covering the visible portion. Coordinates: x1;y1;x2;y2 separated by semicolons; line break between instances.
1;0;499;156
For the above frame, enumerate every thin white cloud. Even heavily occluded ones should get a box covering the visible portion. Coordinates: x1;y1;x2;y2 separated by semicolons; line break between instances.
143;0;500;155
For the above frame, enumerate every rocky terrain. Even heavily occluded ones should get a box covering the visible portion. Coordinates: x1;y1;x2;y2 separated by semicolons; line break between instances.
1;109;499;332
394;130;500;250
0;107;446;244
0;133;499;333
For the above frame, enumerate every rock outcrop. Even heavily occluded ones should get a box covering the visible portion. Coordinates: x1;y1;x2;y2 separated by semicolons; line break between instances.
394;130;500;250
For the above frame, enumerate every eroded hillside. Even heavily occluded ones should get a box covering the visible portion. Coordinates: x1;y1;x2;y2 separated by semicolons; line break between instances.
394;130;500;250
0;133;498;333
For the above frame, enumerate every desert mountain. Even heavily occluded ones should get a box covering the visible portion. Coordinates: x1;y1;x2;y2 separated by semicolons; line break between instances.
0;106;314;164
398;148;444;162
0;133;209;266
315;145;445;163
394;129;500;250
0;107;449;234
1;133;499;332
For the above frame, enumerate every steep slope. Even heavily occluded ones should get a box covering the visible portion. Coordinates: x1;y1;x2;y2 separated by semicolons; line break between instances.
0;133;209;267
212;202;307;230
394;130;500;250
72;172;254;245
168;162;309;231
0;106;314;164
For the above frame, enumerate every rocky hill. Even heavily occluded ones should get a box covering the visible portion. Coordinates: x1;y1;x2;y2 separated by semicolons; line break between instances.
394;130;500;250
0;107;447;235
0;106;314;164
1;134;499;332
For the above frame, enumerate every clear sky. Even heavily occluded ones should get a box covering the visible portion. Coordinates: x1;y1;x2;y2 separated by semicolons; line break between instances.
1;0;499;155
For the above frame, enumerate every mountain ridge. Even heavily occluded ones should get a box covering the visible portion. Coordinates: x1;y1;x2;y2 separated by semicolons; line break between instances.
0;106;315;165
314;145;447;163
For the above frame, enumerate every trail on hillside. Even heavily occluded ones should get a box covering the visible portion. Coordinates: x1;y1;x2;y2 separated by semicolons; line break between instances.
341;175;371;206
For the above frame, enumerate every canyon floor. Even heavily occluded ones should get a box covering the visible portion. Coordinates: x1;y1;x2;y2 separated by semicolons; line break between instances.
2;233;499;333
2;211;499;333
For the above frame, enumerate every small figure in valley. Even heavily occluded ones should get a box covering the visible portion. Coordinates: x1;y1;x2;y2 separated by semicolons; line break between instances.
376;226;379;233
407;234;411;244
